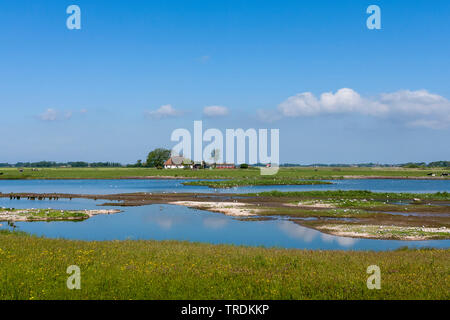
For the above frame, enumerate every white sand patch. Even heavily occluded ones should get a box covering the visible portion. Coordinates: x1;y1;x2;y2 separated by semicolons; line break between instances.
85;209;121;217
285;201;334;209
317;224;450;240
169;201;258;217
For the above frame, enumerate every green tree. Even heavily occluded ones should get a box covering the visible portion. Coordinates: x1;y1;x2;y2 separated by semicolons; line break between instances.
211;148;221;168
145;148;171;167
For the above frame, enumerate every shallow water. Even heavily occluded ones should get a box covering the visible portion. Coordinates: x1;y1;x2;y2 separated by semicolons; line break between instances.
0;178;449;195
1;179;449;250
1;198;449;251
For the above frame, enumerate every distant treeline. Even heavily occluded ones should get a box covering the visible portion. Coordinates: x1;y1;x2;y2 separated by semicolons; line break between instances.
0;161;123;168
400;161;450;168
281;161;450;168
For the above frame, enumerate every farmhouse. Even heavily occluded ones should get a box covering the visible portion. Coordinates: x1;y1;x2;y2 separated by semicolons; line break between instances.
216;163;235;169
164;156;193;169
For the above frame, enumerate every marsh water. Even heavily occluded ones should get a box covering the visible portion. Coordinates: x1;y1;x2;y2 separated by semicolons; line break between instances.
1;178;450;194
1;179;449;250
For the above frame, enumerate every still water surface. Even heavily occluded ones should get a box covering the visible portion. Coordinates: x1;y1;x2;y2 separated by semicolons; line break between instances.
1;196;449;251
1;178;449;194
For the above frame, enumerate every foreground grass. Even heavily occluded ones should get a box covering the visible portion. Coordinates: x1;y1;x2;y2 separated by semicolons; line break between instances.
0;230;448;300
0;167;448;180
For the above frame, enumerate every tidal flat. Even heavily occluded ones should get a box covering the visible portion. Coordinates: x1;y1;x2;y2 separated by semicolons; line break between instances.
1;190;449;240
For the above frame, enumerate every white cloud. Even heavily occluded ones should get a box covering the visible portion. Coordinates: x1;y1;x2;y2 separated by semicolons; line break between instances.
38;108;72;121
39;108;58;121
320;233;357;247
274;88;450;129
199;55;210;63
278;88;383;117
278;221;317;242
203;105;229;117
203;217;228;229
145;104;183;119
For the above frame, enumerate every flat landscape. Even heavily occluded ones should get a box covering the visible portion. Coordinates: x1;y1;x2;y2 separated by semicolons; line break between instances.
1;167;449;300
3;1;450;307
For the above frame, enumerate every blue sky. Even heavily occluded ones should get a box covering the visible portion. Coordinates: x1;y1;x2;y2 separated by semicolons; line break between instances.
1;0;449;164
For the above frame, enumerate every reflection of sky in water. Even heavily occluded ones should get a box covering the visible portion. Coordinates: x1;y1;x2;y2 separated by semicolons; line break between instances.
1;198;449;251
278;221;357;247
0;178;449;195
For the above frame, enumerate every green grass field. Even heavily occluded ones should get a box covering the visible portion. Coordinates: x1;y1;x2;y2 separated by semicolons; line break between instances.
251;190;450;200
0;230;448;300
0;166;448;180
0;208;89;221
